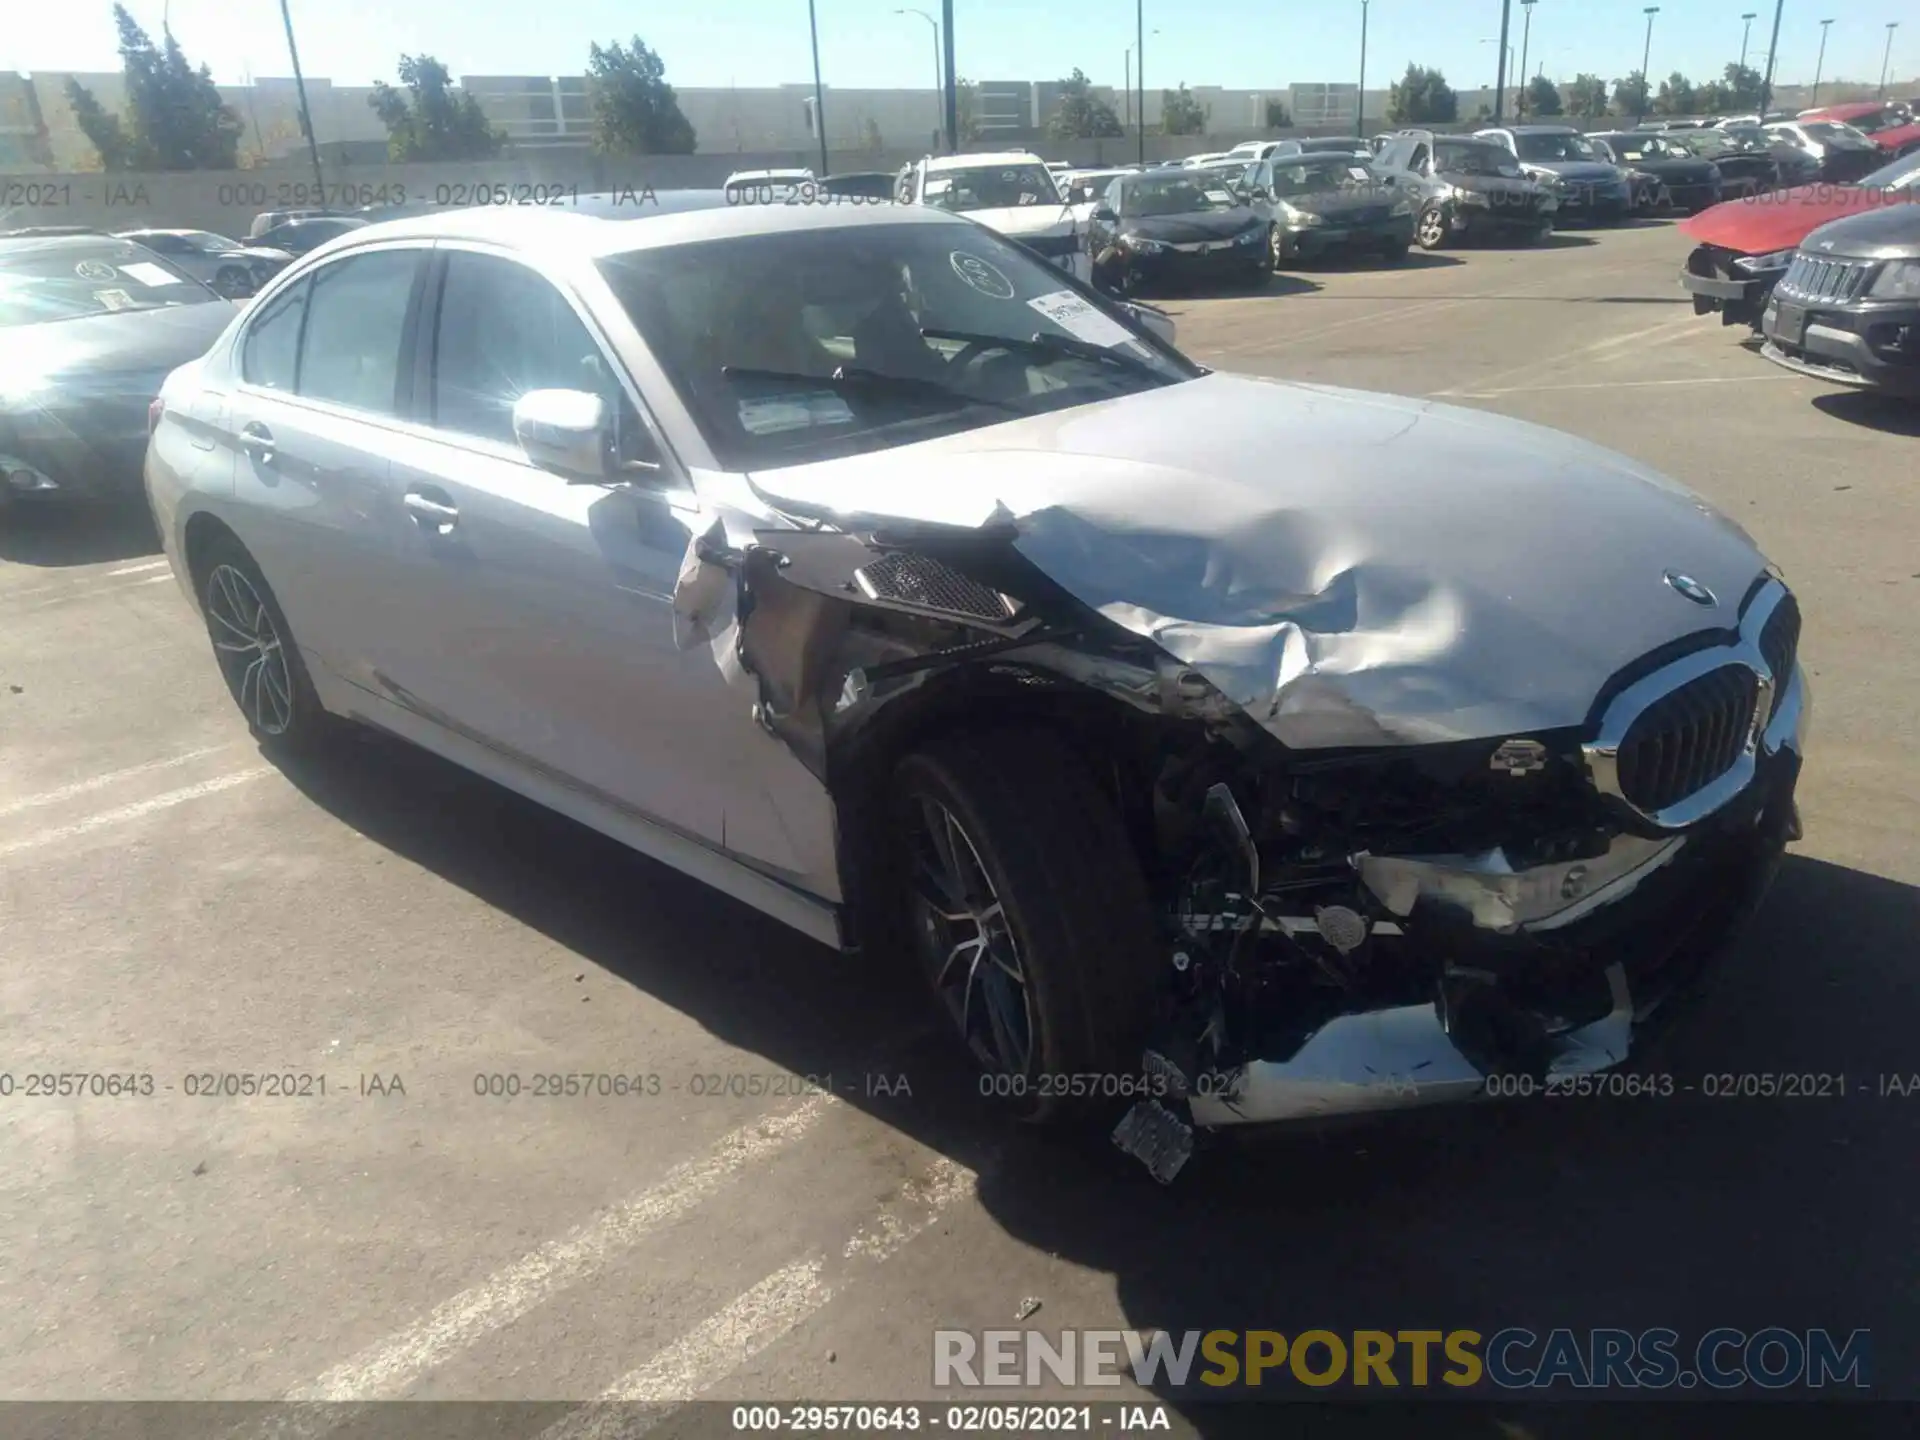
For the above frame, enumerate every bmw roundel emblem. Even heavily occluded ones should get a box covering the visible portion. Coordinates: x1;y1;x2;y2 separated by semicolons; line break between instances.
1664;571;1717;606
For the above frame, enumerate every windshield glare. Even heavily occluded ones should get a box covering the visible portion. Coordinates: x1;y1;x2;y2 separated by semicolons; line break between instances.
1273;158;1381;196
1121;177;1240;216
1514;132;1598;162
1803;122;1865;143
1601;135;1683;162
0;241;218;326
920;165;1061;211
1437;143;1522;177
597;222;1194;469
1861;148;1920;190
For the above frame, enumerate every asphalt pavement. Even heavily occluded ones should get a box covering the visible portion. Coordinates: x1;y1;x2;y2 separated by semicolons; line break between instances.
3;217;1918;1436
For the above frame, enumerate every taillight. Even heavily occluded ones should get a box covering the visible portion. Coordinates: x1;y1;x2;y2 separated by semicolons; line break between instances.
148;396;165;436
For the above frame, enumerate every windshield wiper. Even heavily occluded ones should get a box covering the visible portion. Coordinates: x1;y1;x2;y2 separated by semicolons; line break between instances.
719;364;1020;413
918;327;1171;381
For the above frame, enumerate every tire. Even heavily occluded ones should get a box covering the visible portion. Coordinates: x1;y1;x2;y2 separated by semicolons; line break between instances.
1529;221;1555;245
1267;224;1287;269
196;533;335;752
1416;203;1451;250
889;728;1164;1125
1379;239;1411;264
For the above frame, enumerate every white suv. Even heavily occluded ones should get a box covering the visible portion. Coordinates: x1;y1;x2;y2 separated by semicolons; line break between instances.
902;150;1090;283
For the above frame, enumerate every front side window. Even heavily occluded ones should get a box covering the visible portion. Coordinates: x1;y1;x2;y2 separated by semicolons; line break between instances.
0;240;219;327
241;276;311;391
1860;148;1920;191
295;249;419;415
919;165;1062;212
597;222;1197;470
430;250;649;463
1436;142;1522;177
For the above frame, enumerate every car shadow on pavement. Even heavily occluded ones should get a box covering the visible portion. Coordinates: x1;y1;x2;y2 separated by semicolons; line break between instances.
0;496;161;567
1811;391;1920;436
266;732;1920;1416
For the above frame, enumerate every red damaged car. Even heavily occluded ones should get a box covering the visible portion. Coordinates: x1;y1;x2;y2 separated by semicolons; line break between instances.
1796;101;1920;159
1680;148;1920;328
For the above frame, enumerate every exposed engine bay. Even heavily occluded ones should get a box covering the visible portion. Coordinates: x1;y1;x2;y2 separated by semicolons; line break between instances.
673;511;1805;1185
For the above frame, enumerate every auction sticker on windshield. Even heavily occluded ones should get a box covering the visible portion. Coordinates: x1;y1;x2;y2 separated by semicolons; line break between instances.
1203;189;1234;205
1028;290;1136;348
737;392;856;437
951;251;1015;299
93;288;137;311
118;261;179;288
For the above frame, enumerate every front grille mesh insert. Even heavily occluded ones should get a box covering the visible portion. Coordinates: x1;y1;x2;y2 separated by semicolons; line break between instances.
1759;592;1801;683
1777;254;1875;304
1615;663;1759;814
853;553;1015;622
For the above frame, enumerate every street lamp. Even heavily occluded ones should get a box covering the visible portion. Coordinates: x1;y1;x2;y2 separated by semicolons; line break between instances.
1812;17;1834;107
1136;0;1147;166
1124;30;1160;132
1740;11;1758;72
1882;22;1902;99
894;9;943;151
1357;0;1369;138
1760;0;1786;117
1638;6;1660;126
1493;0;1514;122
805;0;829;177
276;0;326;200
1516;0;1538;119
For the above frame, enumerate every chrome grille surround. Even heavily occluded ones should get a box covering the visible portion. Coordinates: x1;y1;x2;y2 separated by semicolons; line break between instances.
1582;579;1802;831
1776;254;1877;304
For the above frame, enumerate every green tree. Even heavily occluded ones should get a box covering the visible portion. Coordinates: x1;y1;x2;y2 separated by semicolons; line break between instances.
1653;71;1697;115
1612;70;1651;117
1524;75;1563;116
1564;72;1610;119
585;36;696;155
1387;64;1458;124
63;5;241;171
1717;63;1766;111
1159;84;1207;136
370;55;503;161
1264;98;1291;130
1047;68;1123;140
955;76;984;143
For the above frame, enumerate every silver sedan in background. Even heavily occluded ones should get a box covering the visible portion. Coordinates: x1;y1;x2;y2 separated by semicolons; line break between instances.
146;195;1808;1182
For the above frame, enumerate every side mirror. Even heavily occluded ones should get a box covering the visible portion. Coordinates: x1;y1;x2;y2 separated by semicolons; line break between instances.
1091;204;1117;222
1118;300;1177;347
513;389;610;482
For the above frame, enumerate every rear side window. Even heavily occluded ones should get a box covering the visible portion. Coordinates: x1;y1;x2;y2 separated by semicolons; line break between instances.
240;276;311;392
296;250;420;415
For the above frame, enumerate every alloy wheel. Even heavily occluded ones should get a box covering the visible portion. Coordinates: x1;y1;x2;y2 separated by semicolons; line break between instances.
205;563;294;736
1268;225;1284;268
906;794;1035;1076
1418;206;1447;248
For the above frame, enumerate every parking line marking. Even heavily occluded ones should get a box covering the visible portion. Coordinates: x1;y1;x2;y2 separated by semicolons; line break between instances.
1447;375;1805;398
1429;313;1706;396
536;1158;976;1440
0;746;230;819
22;572;178;612
0;767;272;859
108;560;172;577
280;1095;834;1409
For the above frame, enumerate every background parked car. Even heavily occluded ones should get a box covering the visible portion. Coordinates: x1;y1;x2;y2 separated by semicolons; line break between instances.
1763;120;1885;182
818;171;901;200
1759;202;1920;395
248;214;369;256
1086;169;1268;293
1476;125;1633;225
1373;131;1557;249
905;151;1088;282
1679;147;1920;330
1668;126;1789;198
1238;151;1414;267
1795;102;1920;159
1712;121;1823;186
0;231;236;511
112;228;293;297
246;207;335;239
1586;133;1723;213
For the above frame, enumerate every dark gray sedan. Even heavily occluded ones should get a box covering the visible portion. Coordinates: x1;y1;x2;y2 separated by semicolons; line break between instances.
0;233;238;510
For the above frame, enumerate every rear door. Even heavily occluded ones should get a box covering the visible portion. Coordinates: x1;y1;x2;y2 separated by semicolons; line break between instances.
223;243;430;688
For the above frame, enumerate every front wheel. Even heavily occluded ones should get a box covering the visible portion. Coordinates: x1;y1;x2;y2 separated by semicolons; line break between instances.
889;729;1163;1125
1416;203;1451;250
197;534;335;751
1379;239;1411;264
1529;220;1555;245
1267;224;1287;269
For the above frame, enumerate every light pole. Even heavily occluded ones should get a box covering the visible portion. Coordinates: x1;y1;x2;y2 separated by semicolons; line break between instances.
895;9;943;151
1516;0;1537;119
1136;0;1146;166
276;0;326;201
1357;0;1370;138
1740;11;1758;71
1811;17;1834;107
941;0;956;159
1760;0;1785;116
1638;6;1660;125
1882;22;1901;99
1124;32;1159;132
1493;0;1514;121
804;0;830;176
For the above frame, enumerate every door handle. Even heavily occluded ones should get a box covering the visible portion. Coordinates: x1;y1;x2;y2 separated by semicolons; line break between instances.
238;422;275;465
403;490;460;533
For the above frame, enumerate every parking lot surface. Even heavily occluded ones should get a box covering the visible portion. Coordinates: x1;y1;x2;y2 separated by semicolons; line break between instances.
4;219;1919;1428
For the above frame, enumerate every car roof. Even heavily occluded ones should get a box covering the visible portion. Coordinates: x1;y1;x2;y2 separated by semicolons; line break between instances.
0;231;137;254
925;150;1044;170
325;190;970;260
1502;124;1579;134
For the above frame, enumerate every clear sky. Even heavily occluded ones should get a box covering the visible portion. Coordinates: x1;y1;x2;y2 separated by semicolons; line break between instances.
14;0;1911;95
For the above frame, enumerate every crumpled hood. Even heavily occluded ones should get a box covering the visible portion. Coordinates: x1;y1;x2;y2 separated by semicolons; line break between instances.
1523;160;1625;184
747;373;1769;749
1680;182;1897;254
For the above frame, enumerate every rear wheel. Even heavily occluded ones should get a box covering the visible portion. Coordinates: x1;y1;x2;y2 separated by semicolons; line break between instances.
197;534;335;752
890;729;1163;1125
1380;238;1411;264
1416;203;1451;250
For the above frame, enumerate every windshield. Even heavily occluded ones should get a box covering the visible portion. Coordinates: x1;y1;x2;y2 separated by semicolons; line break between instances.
1599;135;1686;162
1839;108;1893;134
919;165;1061;212
1513;132;1599;162
1271;157;1383;196
1680;129;1764;156
1435;142;1523;177
597;222;1195;470
1860;148;1920;190
174;231;242;253
0;240;219;326
1802;122;1867;143
1119;175;1240;217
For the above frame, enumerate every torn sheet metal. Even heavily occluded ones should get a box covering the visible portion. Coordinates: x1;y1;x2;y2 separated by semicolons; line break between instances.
744;371;1770;749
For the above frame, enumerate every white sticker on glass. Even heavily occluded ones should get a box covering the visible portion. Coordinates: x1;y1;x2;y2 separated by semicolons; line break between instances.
737;392;855;436
1026;290;1136;348
950;251;1016;299
118;261;181;288
1203;189;1234;205
94;288;137;311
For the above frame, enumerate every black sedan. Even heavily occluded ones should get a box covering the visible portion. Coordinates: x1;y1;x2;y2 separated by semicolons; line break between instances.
1241;152;1415;265
1086;171;1269;294
1760;204;1920;396
1590;132;1724;212
0;233;237;511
